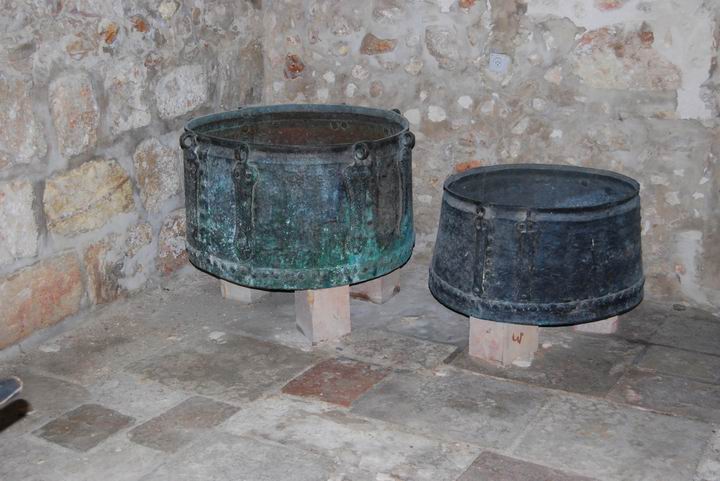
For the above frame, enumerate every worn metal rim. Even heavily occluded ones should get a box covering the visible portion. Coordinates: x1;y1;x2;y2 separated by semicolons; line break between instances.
428;269;644;326
444;164;640;213
184;103;410;153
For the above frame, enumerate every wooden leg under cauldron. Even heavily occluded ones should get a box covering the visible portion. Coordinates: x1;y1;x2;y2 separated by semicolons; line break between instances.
572;316;619;334
350;269;401;304
294;286;351;344
220;280;269;304
469;318;539;368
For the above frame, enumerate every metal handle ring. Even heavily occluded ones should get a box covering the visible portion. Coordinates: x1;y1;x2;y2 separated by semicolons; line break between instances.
353;142;370;162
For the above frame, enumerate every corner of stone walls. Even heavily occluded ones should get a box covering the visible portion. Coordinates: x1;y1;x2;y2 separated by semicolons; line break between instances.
2;0;720;352
260;0;720;311
0;0;264;350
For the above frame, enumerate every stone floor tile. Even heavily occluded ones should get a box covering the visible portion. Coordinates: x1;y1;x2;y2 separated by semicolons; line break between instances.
0;434;166;481
650;317;720;356
141;432;337;481
611;300;672;342
128;333;322;403
452;328;642;396
638;345;720;384
86;372;189;422
129;396;239;452
607;368;720;423
282;357;389;407
384;313;469;346
222;396;479;481
18;303;202;386
350;366;552;448
457;451;598;481
34;403;134;452
326;260;470;346
0;369;89;434
512;395;713;481
322;329;458;371
696;428;720;481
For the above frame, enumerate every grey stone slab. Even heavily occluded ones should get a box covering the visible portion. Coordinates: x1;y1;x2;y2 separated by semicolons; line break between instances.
612;300;672;342
18;293;205;385
376;264;470;346
350;367;552;448
650;317;720;356
638;345;720;384
128;333;323;403
0;433;165;481
322;329;458;370
0;369;89;434
223;396;479;481
129;396;239;452
34;404;135;452
512;395;713;481
696;428;720;481
141;432;337;481
452;328;642;396
86;372;189;422
607;368;720;423
457;451;597;481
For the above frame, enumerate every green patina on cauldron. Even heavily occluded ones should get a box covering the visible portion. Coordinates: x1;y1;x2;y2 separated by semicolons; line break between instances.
180;104;415;290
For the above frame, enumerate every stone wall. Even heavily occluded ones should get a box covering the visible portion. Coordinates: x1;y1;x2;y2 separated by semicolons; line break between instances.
262;0;720;309
0;0;263;349
1;0;718;350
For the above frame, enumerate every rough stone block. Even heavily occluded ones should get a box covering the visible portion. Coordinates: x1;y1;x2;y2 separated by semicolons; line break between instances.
155;65;208;119
0;252;83;349
294;286;351;343
157;209;187;275
0;73;47;166
104;60;151;135
360;33;397;55
220;280;268;304
0;180;38;265
573;316;619;334
84;235;125;305
43;159;134;236
572;27;681;91
133;138;181;213
350;269;400;304
35;404;134;452
49;72;99;158
282;357;389;407
469;317;539;367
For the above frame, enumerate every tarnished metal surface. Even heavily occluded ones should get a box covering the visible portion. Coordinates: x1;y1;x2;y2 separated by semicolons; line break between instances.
180;104;415;290
429;164;644;326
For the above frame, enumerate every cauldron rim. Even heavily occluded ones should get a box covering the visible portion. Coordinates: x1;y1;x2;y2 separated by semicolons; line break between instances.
444;163;640;213
184;103;410;152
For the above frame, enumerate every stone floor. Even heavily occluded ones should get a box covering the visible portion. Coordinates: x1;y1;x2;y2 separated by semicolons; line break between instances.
1;257;719;481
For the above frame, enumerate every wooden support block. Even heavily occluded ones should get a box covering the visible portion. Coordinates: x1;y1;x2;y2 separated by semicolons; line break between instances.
350;269;400;304
573;315;619;334
469;317;539;367
294;286;351;344
220;280;269;304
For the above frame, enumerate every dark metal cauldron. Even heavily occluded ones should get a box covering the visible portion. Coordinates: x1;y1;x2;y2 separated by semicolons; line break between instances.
179;104;415;290
429;164;644;326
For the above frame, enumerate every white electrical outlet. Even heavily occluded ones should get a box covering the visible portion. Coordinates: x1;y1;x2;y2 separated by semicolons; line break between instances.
488;53;511;74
